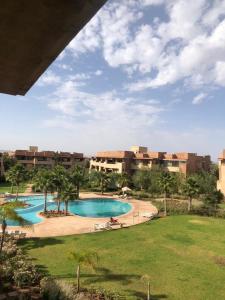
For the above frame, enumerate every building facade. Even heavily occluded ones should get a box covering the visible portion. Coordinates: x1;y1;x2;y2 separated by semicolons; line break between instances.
9;146;84;170
217;150;225;195
90;146;211;177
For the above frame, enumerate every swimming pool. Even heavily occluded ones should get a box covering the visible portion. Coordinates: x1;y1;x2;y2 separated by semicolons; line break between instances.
7;195;132;226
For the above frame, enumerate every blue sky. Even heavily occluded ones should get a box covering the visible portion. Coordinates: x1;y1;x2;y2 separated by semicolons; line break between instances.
1;0;225;161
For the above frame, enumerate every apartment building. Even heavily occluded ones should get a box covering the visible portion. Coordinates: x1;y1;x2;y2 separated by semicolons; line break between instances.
90;146;211;177
0;152;4;176
217;150;225;195
9;146;84;170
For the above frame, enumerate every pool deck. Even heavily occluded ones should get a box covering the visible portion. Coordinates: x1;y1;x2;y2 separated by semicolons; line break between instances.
7;192;157;237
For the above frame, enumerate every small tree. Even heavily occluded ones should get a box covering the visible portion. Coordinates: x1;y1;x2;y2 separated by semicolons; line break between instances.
203;190;223;210
141;274;151;300
158;172;177;216
133;169;151;191
0;201;26;254
70;165;85;199
90;171;110;194
182;176;200;212
5;164;27;200
70;251;99;293
52;165;67;212
61;182;77;215
34;169;55;213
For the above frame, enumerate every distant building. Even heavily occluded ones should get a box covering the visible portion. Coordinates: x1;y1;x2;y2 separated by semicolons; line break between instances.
90;146;211;176
0;152;4;176
8;146;85;170
217;150;225;195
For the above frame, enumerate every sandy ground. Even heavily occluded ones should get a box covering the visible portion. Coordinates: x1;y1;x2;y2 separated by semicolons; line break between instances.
7;192;158;237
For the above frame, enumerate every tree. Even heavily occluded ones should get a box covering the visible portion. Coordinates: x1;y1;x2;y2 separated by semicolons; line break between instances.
115;172;130;189
158;172;177;216
5;164;27;199
70;250;99;293
51;165;67;212
70;166;85;199
182;176;200;212
2;153;16;172
0;201;26;254
5;168;16;193
34;169;55;213
133;169;152;191
61;182;77;215
203;190;223;210
90;171;110;194
141;274;151;300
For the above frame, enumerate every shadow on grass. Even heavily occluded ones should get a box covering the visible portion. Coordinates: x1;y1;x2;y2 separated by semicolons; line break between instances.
18;237;64;250
126;290;167;299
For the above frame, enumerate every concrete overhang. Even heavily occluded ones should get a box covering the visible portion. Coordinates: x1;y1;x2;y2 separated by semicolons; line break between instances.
0;0;106;96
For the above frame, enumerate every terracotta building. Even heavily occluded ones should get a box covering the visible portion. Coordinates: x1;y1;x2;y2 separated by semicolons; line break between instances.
90;146;211;176
217;150;225;195
9;146;84;170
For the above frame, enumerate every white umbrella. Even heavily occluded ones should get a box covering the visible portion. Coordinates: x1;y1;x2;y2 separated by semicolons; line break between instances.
122;186;131;195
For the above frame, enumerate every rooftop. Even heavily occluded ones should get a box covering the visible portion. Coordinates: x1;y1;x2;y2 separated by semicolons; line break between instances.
0;0;106;95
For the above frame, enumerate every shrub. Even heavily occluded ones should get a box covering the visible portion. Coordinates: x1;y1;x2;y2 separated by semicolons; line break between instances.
1;236;41;288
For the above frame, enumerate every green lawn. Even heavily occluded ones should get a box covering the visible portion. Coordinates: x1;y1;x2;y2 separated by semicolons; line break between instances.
20;215;225;299
0;182;27;193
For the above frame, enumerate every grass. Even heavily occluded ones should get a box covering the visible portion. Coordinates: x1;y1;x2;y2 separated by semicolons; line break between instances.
0;182;27;193
20;215;225;299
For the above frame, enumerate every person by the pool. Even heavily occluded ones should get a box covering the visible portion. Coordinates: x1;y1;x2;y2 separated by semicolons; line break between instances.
110;217;119;224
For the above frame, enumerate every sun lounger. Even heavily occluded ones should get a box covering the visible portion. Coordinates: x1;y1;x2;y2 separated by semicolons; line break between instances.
94;223;111;231
140;212;156;218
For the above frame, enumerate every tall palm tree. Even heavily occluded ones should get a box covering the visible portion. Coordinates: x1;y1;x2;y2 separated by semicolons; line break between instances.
5;164;27;199
70;250;99;293
70;165;85;199
51;165;67;213
0;201;26;254
158;172;177;216
34;169;54;213
61;182;77;215
91;171;110;194
182;176;200;212
5;168;16;193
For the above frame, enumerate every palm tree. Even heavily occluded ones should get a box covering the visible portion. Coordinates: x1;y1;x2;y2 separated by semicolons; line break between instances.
5;168;16;193
51;165;67;213
34;169;54;213
182;176;200;212
0;201;26;254
70;166;85;199
70;250;99;293
61;182;77;215
158;172;177;216
93;171;110;194
5;164;27;198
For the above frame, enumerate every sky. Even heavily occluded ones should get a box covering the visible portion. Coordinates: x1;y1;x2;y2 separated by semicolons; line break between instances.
1;0;225;161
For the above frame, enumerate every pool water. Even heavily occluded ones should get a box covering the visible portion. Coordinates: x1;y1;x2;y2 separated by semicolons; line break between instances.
7;195;132;226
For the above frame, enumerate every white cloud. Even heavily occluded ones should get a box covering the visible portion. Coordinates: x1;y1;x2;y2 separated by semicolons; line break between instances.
61;0;225;94
95;70;103;76
42;79;164;149
37;71;61;86
192;92;207;105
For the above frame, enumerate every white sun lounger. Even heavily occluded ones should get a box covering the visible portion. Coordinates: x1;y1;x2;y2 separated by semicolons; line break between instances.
94;223;111;231
140;212;156;218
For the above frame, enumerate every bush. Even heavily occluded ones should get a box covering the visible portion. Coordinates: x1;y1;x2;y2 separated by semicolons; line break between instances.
1;236;41;288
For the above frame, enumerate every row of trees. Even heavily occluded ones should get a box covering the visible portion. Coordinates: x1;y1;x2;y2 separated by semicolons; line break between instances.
4;162;223;216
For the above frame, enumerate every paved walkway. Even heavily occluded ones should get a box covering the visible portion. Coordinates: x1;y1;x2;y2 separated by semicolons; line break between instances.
8;192;157;237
